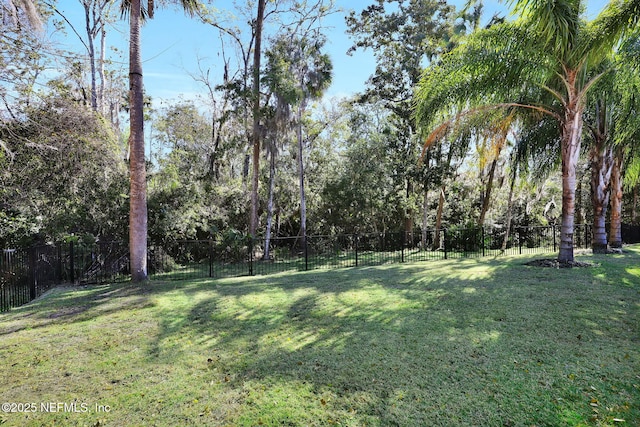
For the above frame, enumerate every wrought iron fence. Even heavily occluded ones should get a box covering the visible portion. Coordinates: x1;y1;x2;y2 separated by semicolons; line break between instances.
4;223;639;313
0;241;130;312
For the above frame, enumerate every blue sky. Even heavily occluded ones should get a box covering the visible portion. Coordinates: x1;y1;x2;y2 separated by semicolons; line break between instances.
50;0;609;106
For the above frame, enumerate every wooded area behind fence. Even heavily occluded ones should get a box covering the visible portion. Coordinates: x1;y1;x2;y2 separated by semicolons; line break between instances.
3;224;640;313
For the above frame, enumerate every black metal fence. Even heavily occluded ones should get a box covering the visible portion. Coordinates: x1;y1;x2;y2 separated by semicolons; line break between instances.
0;241;130;312
3;223;639;313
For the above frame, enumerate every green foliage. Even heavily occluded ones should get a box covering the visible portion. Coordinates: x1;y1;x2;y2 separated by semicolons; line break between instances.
146;99;249;243
0;95;127;246
346;0;458;117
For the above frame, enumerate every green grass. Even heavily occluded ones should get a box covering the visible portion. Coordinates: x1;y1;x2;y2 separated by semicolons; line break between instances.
1;247;639;426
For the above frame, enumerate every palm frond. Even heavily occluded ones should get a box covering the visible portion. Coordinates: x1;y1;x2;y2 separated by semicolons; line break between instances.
507;0;584;61
414;22;552;135
591;0;640;50
120;0;200;20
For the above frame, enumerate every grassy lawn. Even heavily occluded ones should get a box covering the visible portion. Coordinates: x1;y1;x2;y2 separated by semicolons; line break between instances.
1;247;638;427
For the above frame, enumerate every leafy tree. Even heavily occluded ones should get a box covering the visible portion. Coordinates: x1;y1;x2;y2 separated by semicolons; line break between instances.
346;0;460;235
148;100;249;245
415;0;640;263
249;0;267;238
318;102;406;233
261;31;331;253
47;0;115;112
196;0;335;238
0;93;127;246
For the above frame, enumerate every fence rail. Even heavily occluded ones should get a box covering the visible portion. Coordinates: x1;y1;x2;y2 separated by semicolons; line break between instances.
3;223;639;313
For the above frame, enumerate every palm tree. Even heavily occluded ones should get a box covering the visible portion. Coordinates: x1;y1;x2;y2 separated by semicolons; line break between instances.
123;0;198;282
586;93;615;253
415;0;640;263
609;32;640;247
585;31;640;251
262;32;332;252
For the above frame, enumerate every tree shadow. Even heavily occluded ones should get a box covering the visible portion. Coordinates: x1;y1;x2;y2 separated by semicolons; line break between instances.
2;248;638;425
145;252;639;425
0;282;155;335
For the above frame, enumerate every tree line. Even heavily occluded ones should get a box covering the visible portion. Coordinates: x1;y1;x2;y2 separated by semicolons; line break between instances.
1;0;639;280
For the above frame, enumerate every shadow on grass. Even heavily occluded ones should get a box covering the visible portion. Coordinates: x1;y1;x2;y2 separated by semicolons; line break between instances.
147;251;640;426
0;282;156;336
1;248;638;426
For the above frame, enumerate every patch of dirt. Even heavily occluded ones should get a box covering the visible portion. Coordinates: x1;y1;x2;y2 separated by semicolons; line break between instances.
524;259;594;268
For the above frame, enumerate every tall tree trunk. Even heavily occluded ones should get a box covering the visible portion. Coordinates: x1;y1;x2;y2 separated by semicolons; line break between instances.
263;148;276;260
433;185;445;251
501;169;516;252
128;0;148;282
84;2;98;111
558;84;584;264
296;105;307;250
249;0;266;237
478;157;498;226
590;98;614;253
590;144;613;253
99;25;106;115
608;148;624;248
421;189;429;249
433;144;454;251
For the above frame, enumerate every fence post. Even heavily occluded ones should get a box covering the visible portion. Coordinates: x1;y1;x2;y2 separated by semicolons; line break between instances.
552;225;557;252
28;247;37;300
401;231;405;263
585;224;589;249
208;239;213;278
443;229;448;260
519;228;523;255
69;240;75;284
304;235;309;271
481;227;485;257
56;244;63;283
248;237;254;276
355;234;359;267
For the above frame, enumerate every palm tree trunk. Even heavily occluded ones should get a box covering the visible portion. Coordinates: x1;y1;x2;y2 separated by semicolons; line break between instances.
128;0;148;282
608;148;624;248
433;144;454;251
558;94;584;264
590;144;613;253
